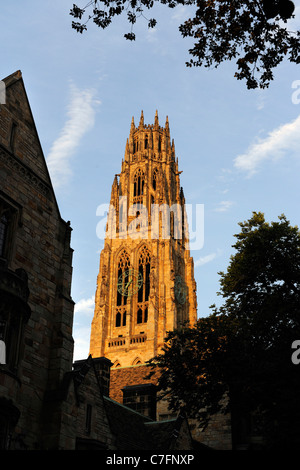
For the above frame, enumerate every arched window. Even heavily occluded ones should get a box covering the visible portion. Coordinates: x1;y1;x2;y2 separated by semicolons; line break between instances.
158;135;161;152
132;357;142;365
152;168;158;190
137;246;151;324
116;250;130;327
133;169;144;203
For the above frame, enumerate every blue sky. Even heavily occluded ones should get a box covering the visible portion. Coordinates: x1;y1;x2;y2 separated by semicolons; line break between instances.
2;1;300;361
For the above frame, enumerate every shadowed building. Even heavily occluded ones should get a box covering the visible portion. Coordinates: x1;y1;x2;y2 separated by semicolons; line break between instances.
0;71;202;450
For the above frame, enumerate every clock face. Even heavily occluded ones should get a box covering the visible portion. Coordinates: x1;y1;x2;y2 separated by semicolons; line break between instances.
117;268;143;297
174;275;187;305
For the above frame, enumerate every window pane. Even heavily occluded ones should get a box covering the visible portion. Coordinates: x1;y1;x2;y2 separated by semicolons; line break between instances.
137;309;143;324
145;263;150;301
116;312;121;327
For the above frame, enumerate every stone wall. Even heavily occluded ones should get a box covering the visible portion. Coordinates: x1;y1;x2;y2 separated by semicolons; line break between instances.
0;71;75;449
189;413;232;450
110;364;157;403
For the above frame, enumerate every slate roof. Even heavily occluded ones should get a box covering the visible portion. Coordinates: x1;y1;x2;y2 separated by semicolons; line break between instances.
69;356;210;451
103;396;209;451
103;396;153;450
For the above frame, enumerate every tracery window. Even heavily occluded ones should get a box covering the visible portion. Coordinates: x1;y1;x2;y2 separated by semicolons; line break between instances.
152;168;158;191
158;135;161;152
133;139;138;153
116;250;130;327
133;169;144;204
0;268;31;374
137;246;151;324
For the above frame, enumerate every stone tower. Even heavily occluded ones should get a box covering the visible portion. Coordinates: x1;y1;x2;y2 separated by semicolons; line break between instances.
89;111;197;369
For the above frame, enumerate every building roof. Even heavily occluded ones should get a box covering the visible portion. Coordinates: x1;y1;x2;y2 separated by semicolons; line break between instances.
103;396;154;450
103;395;205;451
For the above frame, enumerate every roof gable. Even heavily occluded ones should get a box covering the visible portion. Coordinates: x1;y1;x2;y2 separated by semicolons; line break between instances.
1;70;61;217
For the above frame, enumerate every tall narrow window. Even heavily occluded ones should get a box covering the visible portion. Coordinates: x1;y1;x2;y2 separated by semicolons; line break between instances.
133;169;144;204
116;250;130;327
137;246;151;324
115;312;121;328
0;214;8;258
152;168;158;190
10;122;17;152
0;199;20;262
85;404;92;434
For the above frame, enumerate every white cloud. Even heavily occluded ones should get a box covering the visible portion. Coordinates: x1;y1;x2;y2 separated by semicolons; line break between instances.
47;83;100;189
234;114;300;176
74;295;95;317
195;252;217;267
214;200;234;212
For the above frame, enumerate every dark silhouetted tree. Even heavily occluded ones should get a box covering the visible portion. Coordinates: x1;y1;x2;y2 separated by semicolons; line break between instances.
70;0;299;89
148;212;300;449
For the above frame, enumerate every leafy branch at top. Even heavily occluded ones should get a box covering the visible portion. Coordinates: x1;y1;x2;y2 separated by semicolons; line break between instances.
70;0;157;38
70;0;300;89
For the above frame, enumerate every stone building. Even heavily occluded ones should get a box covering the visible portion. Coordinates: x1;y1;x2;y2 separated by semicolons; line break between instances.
89;112;232;448
0;71;201;450
89;110;198;368
0;70;75;449
89;111;197;418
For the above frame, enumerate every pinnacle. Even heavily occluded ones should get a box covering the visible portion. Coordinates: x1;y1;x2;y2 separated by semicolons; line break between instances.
130;116;135;135
139;110;144;127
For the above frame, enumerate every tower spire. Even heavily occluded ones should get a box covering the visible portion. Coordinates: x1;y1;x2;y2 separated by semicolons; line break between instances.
139;110;144;128
165;115;169;130
130;116;135;135
125;138;130;162
154;110;159;128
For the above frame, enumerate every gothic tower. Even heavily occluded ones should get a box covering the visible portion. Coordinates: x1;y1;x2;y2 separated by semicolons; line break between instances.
89;111;197;370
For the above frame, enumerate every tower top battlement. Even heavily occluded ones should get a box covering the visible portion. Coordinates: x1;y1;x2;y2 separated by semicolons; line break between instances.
130;110;169;132
125;110;175;164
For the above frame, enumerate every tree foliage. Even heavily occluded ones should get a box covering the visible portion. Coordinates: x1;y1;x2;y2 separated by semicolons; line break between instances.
148;212;300;449
70;0;300;89
219;212;300;342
